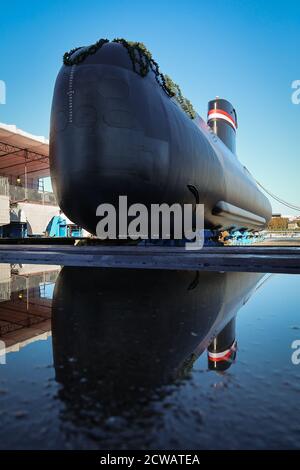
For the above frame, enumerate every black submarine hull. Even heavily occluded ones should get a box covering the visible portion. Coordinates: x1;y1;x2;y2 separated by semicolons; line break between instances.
50;41;271;236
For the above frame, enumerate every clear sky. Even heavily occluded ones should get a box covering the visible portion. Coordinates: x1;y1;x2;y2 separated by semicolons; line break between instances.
0;0;299;213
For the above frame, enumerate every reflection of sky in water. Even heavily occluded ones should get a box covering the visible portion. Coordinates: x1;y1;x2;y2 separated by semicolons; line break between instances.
0;269;300;450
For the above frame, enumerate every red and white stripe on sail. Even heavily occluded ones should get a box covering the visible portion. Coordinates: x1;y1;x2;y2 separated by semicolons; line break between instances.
207;108;237;131
208;340;237;362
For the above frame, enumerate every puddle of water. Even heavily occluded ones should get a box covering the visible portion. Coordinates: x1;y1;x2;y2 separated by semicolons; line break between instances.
0;264;299;449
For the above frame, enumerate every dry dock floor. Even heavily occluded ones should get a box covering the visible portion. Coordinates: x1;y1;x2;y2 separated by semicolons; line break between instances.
0;244;299;273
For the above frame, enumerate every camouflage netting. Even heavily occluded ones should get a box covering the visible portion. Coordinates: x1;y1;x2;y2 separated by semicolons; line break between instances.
63;38;196;119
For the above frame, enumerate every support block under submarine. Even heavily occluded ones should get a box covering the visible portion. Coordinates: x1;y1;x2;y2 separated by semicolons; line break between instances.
49;39;272;243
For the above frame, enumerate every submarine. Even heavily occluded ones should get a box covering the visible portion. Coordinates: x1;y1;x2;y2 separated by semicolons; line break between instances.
50;39;272;240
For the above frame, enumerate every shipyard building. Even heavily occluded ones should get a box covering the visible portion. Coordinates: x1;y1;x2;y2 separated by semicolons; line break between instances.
0;123;83;238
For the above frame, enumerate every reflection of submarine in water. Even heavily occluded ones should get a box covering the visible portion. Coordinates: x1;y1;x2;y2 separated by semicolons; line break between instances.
50;39;271;237
51;268;264;420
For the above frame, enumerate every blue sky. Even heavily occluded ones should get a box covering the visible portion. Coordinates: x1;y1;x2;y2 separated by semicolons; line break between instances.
0;0;299;213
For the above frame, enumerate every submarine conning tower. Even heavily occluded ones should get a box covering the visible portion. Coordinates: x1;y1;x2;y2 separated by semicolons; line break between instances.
207;98;238;154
